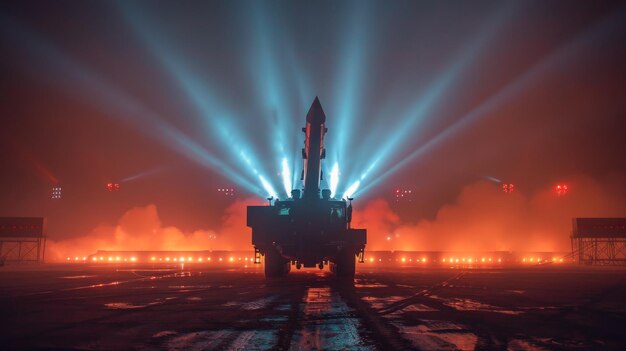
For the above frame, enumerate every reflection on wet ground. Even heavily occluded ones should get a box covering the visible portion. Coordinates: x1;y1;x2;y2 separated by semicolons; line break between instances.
0;265;625;350
290;287;373;350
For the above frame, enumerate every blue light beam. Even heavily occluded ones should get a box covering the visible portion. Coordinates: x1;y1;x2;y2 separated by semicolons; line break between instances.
358;6;626;197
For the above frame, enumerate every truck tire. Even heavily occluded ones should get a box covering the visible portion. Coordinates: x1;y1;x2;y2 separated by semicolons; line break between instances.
331;249;356;279
264;248;290;278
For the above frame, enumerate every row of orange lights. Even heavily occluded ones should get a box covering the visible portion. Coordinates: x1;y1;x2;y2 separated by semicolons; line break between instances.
364;257;502;263
521;257;565;263
67;256;255;263
364;257;565;264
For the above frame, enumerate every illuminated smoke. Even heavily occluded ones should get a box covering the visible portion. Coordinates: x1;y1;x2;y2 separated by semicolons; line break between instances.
329;162;339;198
281;157;292;198
352;176;626;252
259;175;278;199
342;180;360;199
47;199;264;260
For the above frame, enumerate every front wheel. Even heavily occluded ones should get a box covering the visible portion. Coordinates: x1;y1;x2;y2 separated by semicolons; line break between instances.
330;249;356;279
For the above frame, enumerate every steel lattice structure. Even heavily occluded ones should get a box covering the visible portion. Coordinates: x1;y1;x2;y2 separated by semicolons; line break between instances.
0;217;46;264
571;218;626;266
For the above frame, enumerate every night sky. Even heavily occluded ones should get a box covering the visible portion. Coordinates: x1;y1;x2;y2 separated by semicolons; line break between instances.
1;1;625;249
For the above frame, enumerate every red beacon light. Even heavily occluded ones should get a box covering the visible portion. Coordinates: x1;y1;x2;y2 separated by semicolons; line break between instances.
555;184;569;196
106;183;121;192
502;183;515;193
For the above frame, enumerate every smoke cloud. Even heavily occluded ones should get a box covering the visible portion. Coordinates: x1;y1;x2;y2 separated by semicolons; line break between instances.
48;198;263;260
353;175;626;252
48;175;624;259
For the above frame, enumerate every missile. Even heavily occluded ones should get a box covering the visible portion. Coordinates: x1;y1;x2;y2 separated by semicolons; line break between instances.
302;97;327;199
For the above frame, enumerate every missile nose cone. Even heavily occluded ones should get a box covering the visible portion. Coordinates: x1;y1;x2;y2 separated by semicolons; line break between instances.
306;96;326;124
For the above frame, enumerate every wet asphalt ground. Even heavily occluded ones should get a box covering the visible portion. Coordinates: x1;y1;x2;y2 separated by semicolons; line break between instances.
1;264;625;350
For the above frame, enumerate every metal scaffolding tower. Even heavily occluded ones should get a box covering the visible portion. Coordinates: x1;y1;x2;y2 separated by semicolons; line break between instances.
571;218;626;266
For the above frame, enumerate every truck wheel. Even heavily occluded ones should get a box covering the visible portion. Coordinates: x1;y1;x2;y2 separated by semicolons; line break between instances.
264;249;290;278
332;249;356;279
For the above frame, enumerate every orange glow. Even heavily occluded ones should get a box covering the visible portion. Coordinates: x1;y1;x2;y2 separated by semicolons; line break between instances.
198;258;203;262
151;257;156;261
481;257;485;262
421;257;426;263
401;257;406;262
219;257;223;262
229;257;234;262
498;258;502;263
369;257;374;262
165;257;170;261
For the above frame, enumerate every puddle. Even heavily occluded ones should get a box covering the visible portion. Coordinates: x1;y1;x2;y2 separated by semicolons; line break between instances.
152;330;177;338
435;297;523;315
354;283;388;288
105;297;177;310
395;320;477;350
290;287;374;350
187;297;202;301
507;338;549;351
241;296;277;310
275;303;291;311
168;285;212;289
229;330;277;350
260;315;289;322
59;275;96;279
361;295;406;309
401;304;438;312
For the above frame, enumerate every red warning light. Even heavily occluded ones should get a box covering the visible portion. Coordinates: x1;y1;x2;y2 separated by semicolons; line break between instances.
502;183;515;193
106;183;121;192
554;184;568;196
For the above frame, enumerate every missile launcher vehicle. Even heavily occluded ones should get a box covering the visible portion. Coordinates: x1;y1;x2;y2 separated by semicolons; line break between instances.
247;97;367;278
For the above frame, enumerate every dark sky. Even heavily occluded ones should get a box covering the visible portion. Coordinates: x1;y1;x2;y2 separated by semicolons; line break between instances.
1;0;625;240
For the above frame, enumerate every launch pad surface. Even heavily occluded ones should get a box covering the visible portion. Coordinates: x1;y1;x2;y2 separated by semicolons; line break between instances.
1;265;625;350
